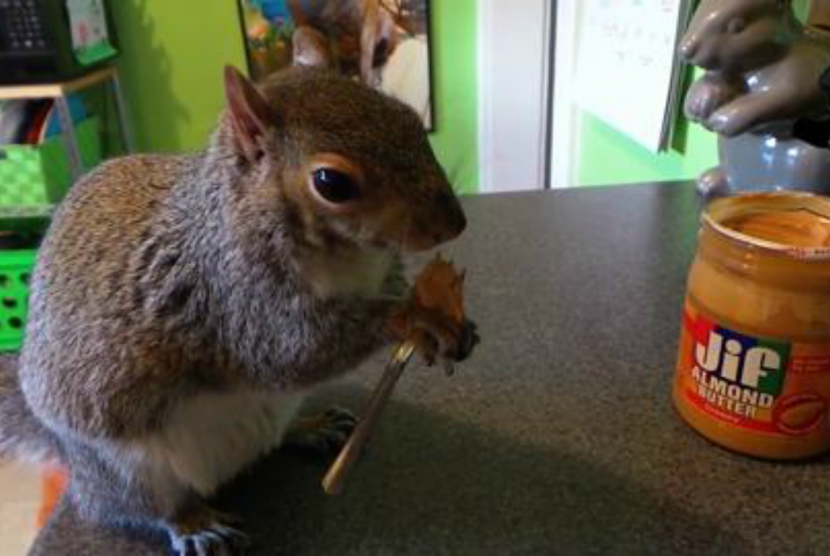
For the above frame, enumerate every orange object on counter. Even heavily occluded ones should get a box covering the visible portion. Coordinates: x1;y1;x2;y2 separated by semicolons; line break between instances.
674;192;830;460
37;467;68;527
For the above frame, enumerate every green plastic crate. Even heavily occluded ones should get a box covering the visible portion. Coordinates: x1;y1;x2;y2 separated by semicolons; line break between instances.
0;117;103;348
0;117;101;208
0;249;36;352
0;206;53;234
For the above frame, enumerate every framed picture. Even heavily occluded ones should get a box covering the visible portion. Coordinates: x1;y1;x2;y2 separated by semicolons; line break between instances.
237;0;435;130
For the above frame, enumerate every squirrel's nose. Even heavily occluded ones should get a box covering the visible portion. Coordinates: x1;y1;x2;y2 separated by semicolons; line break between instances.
436;191;466;242
448;203;467;238
403;188;467;251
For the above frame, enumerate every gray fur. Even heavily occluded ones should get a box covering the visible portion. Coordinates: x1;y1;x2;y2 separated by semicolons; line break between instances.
0;354;58;463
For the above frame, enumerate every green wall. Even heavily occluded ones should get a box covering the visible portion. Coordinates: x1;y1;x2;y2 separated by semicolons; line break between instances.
429;0;479;194
109;0;479;193
575;0;810;187
110;1;247;153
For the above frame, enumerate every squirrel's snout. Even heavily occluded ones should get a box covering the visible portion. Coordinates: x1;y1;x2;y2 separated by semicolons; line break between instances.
435;190;467;243
448;201;467;239
402;191;466;251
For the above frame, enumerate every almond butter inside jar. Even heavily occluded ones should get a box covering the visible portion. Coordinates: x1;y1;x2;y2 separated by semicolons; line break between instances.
674;192;830;459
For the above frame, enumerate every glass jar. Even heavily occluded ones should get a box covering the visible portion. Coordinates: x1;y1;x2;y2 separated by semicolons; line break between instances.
674;192;830;459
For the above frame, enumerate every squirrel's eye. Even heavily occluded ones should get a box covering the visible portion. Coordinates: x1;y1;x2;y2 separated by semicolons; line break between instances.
727;18;745;34
311;168;360;204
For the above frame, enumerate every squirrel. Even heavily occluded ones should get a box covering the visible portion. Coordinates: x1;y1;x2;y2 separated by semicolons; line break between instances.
681;0;830;138
680;0;830;196
288;0;399;85
0;65;469;555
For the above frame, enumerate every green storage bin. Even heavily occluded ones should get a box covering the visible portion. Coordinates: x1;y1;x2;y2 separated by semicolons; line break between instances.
0;117;101;208
0;249;36;352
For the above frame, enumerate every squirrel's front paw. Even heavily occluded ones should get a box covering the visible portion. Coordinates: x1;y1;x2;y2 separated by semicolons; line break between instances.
393;310;479;367
167;505;249;556
707;104;757;137
389;255;479;369
684;77;741;124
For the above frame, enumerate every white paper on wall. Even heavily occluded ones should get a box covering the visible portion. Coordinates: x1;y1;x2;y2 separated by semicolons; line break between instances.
576;0;692;153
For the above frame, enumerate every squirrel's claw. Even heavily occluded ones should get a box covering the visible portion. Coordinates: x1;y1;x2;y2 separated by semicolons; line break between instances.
284;407;358;454
168;506;249;556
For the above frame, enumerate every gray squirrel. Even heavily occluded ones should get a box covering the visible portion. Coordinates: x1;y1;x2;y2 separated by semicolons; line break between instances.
680;0;830;196
0;65;469;555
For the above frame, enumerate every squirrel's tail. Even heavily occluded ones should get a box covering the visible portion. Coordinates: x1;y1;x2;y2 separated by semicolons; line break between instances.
0;354;59;464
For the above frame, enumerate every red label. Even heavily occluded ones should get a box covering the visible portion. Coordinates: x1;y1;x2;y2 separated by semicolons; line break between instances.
677;303;830;437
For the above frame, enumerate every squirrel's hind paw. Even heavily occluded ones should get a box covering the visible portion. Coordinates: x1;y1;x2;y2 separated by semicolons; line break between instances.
283;406;357;454
167;506;249;556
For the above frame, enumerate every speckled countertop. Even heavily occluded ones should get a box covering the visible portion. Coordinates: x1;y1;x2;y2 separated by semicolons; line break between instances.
30;183;830;555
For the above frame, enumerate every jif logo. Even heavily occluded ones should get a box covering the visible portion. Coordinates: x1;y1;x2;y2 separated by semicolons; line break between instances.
695;329;787;395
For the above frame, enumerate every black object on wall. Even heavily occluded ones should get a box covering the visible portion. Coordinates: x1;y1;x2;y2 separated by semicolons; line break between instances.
793;65;830;149
0;0;118;85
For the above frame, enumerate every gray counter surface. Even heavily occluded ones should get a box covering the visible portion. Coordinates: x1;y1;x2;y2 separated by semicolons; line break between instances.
30;183;830;555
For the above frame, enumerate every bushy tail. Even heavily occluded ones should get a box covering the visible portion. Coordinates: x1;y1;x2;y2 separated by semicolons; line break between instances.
0;354;59;464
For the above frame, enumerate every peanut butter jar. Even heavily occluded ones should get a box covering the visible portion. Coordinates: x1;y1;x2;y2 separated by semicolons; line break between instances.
674;192;830;459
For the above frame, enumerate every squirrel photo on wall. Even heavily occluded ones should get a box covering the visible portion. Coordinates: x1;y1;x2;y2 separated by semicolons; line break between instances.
239;0;435;128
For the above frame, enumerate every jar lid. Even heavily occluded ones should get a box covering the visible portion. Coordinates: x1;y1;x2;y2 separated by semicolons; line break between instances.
704;192;830;261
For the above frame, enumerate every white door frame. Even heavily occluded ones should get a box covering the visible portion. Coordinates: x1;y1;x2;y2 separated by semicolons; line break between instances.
549;0;579;189
478;0;554;193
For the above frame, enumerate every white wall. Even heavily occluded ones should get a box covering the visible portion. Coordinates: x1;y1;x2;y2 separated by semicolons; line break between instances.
479;0;552;192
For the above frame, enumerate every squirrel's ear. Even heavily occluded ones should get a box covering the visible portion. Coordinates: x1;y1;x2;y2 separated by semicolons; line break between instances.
292;26;333;69
223;65;274;163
